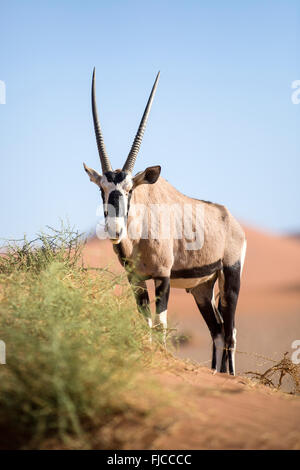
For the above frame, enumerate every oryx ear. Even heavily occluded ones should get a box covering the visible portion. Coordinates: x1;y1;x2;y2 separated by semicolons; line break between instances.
133;165;161;188
83;163;102;185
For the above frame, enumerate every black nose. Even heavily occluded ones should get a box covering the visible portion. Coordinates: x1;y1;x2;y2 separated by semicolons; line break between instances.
115;228;123;239
108;227;123;239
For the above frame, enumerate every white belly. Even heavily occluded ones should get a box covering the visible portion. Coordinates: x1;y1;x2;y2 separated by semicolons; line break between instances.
170;274;216;289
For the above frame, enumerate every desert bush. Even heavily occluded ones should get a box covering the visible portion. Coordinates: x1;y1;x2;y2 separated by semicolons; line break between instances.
246;352;300;394
0;222;83;274
0;226;152;448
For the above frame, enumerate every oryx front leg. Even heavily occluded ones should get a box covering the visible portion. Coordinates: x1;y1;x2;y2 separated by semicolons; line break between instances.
154;277;170;345
129;277;152;329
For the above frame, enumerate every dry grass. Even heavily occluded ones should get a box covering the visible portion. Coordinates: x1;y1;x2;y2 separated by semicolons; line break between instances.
245;352;300;394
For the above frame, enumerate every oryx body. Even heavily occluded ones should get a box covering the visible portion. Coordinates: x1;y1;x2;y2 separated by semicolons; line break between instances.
84;70;246;375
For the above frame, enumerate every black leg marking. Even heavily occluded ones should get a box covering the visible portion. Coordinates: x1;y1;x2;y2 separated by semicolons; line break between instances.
154;278;170;338
128;276;152;327
212;341;217;370
155;277;170;314
191;276;223;371
218;261;241;375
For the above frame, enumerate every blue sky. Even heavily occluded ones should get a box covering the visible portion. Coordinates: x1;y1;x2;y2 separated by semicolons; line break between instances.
0;0;299;240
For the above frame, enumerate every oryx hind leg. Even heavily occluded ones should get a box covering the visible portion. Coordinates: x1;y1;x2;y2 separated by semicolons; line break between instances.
191;274;224;373
218;261;241;375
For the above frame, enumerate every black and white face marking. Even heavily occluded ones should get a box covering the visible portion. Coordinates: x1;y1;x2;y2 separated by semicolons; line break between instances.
84;163;161;243
100;171;133;244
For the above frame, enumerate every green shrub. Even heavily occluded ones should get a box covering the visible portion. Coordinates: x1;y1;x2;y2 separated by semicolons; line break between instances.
0;226;152;448
0;222;83;274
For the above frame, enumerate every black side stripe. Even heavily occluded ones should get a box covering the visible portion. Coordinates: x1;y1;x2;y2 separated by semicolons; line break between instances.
171;259;222;279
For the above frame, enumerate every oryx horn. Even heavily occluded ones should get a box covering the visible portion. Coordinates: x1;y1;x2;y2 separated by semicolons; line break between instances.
122;71;160;173
92;68;112;173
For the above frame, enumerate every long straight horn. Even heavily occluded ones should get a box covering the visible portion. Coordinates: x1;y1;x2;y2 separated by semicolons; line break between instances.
122;72;160;173
92;68;112;173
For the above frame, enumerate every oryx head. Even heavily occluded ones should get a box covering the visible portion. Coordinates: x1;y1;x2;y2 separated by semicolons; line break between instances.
84;69;161;244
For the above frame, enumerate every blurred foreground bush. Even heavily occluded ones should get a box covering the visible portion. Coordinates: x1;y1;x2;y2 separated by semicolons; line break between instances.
0;225;153;448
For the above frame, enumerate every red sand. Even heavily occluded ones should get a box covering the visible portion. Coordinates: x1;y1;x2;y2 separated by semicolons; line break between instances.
78;227;300;449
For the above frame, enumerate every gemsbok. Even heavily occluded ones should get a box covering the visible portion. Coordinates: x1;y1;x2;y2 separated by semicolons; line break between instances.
84;69;246;375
